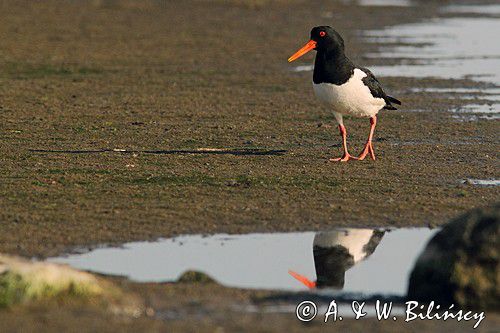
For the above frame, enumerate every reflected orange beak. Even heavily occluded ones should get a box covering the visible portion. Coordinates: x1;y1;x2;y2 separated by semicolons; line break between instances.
288;270;316;289
287;40;317;62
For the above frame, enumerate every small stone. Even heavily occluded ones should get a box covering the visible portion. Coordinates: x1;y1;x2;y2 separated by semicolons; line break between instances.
176;270;215;284
145;307;155;317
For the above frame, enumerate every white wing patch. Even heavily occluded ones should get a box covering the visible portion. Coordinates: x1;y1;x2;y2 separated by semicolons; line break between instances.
313;68;385;118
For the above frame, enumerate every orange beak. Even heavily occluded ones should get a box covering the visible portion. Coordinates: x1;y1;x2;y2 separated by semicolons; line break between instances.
288;270;316;289
287;40;317;62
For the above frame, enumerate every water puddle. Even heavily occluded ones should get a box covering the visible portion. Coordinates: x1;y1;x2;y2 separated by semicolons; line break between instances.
363;9;500;82
291;64;313;72
462;179;500;186
362;4;500;120
343;0;413;7
409;87;500;101
50;228;437;298
444;4;500;15
452;106;500;121
290;4;500;120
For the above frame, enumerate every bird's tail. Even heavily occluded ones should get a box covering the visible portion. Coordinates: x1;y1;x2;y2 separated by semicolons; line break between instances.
383;95;402;110
387;95;401;105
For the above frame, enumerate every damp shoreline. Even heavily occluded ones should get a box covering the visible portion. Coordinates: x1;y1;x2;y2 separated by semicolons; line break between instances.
1;0;499;331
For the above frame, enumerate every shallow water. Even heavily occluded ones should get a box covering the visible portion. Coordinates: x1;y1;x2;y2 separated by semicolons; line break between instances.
444;4;500;15
363;4;500;119
50;228;437;297
409;87;500;101
290;4;500;120
345;0;413;7
463;179;500;186
363;16;500;83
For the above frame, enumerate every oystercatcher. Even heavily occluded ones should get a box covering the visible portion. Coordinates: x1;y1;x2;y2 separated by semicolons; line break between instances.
289;228;385;289
288;26;401;162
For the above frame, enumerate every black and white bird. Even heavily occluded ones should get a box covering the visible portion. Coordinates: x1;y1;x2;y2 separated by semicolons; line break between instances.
289;228;385;289
288;26;401;162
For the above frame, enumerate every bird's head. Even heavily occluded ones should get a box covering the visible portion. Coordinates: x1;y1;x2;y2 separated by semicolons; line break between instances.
288;26;345;62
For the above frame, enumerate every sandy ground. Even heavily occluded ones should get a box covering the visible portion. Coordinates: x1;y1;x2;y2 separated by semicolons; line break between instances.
0;0;498;331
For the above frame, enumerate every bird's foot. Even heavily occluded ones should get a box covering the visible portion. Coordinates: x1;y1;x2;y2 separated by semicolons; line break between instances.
357;142;375;161
329;153;358;162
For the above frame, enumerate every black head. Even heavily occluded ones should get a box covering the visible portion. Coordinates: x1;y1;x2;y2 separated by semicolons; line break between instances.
310;26;345;53
313;245;353;289
288;26;345;62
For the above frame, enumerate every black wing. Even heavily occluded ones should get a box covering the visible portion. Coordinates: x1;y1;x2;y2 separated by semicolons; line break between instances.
360;67;401;110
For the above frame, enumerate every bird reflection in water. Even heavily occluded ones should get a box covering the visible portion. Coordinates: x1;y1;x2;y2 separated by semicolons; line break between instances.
289;228;385;289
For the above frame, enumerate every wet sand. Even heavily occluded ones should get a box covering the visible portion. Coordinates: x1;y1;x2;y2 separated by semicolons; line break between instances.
0;0;498;331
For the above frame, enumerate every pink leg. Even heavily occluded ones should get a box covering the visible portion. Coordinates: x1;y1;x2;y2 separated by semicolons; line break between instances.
330;124;357;162
358;116;377;161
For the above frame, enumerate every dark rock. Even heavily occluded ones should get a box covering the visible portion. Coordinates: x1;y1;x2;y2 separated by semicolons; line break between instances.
408;205;499;310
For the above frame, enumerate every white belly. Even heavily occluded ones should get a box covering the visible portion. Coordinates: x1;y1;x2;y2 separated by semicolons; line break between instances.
314;228;375;263
313;68;385;117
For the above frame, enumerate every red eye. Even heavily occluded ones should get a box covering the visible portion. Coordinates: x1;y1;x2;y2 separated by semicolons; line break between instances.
319;31;326;37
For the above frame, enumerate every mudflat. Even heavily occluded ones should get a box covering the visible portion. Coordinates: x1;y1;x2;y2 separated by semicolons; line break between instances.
0;0;498;331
